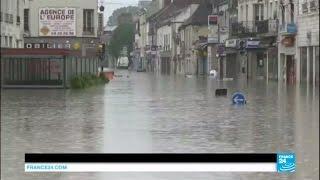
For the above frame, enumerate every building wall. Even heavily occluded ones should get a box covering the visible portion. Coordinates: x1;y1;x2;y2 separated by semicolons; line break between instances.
297;5;319;47
1;0;24;48
139;14;148;58
296;0;319;84
180;25;208;75
238;0;279;22
25;0;98;37
157;25;171;50
278;0;299;82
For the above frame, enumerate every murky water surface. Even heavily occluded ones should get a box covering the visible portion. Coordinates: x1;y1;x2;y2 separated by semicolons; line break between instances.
1;70;319;180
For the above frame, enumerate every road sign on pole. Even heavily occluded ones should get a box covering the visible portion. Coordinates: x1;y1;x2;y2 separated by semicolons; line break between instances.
232;92;247;105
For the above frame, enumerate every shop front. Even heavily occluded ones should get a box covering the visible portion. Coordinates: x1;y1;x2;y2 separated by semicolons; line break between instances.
245;38;268;80
225;39;239;79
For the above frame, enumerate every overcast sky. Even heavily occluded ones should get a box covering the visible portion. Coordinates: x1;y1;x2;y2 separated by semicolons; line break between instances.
101;0;140;26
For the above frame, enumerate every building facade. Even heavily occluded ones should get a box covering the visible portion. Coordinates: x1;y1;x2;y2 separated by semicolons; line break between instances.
0;0;25;48
208;0;230;78
178;2;211;75
23;0;100;56
154;0;201;74
135;0;319;86
278;0;298;83
228;0;279;81
296;0;319;85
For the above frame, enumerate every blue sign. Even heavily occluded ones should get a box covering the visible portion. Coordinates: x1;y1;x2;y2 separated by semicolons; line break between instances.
287;23;297;34
232;92;246;104
246;40;260;49
277;152;296;173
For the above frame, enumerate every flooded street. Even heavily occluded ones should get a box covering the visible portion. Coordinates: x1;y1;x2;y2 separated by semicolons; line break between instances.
1;70;319;180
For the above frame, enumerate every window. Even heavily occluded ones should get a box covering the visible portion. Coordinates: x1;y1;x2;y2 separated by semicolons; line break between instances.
302;1;308;13
10;14;13;23
309;47;313;82
315;46;319;84
17;0;20;15
290;0;294;23
270;2;273;19
300;47;307;82
261;5;264;20
24;9;29;31
281;1;285;25
274;1;278;19
254;4;264;21
310;0;318;12
83;9;94;35
246;4;248;21
16;0;20;25
240;5;243;21
16;16;20;25
254;4;260;21
5;36;8;47
5;13;9;23
98;13;103;32
9;36;12;47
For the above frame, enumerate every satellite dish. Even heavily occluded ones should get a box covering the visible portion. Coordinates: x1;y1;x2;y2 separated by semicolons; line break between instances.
99;6;105;12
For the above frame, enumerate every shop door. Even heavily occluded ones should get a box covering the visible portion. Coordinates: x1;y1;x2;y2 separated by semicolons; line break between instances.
286;55;295;83
226;54;237;79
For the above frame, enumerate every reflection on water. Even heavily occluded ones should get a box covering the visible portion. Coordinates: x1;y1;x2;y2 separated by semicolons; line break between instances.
1;70;319;180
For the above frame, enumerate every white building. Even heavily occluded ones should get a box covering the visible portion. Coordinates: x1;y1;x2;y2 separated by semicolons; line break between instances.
278;0;298;83
296;0;319;84
0;0;24;48
156;1;199;74
23;0;100;56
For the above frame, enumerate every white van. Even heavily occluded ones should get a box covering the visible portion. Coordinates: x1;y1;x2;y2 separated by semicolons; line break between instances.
117;56;129;69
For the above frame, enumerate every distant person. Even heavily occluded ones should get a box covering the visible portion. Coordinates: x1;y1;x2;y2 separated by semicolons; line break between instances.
210;69;218;79
128;58;133;70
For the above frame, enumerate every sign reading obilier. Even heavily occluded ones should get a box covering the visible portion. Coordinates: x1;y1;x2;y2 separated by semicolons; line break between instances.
39;8;76;36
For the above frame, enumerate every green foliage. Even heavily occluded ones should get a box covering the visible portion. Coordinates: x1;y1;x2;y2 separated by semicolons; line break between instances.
107;6;140;26
70;74;109;89
107;23;135;59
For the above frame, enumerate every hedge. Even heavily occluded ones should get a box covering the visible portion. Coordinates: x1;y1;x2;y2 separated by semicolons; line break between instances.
70;74;109;89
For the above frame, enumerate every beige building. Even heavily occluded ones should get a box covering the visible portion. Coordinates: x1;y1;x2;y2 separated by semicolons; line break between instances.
178;2;211;75
0;0;24;48
23;0;100;56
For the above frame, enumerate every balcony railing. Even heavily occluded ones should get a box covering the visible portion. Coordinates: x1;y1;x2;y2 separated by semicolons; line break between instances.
231;20;278;37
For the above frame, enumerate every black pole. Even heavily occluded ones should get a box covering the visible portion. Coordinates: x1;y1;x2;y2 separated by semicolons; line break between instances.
247;52;249;80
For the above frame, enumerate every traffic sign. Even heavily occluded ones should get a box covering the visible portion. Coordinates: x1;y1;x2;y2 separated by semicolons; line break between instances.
232;92;246;105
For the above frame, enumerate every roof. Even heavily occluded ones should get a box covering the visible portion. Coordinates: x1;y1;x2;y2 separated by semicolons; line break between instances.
147;0;201;25
179;2;212;29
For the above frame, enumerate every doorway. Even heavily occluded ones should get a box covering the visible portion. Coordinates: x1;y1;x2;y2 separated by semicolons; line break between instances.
286;55;295;83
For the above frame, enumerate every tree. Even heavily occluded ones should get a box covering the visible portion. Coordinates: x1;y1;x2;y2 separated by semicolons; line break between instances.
107;6;140;26
107;23;134;60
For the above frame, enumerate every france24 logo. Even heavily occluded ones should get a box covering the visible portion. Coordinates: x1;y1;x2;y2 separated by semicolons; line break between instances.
277;152;296;173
